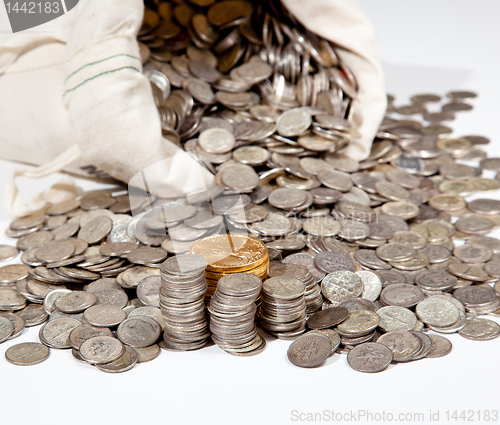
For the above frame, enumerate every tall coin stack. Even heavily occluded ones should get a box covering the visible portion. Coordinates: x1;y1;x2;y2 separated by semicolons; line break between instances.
189;234;269;301
159;254;210;350
258;276;307;339
208;273;265;356
268;262;323;314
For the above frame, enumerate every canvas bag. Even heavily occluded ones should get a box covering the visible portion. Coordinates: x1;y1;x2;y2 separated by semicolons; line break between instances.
0;0;386;217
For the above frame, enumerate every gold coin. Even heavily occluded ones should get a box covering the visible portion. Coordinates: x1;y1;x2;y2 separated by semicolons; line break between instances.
190;234;268;272
204;260;269;281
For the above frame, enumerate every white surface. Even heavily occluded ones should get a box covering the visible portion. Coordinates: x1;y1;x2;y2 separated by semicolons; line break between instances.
1;2;500;425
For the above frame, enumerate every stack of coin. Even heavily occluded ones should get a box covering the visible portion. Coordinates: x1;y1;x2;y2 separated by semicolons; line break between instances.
189;234;269;301
208;273;265;356
267;262;323;314
159;254;210;350
258;276;307;339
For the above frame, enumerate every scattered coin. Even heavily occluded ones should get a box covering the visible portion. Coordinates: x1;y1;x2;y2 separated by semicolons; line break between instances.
5;342;50;366
287;332;332;368
347;342;393;373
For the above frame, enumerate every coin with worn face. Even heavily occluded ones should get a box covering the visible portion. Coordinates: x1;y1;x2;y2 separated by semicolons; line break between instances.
458;318;500;341
96;345;138;373
80;336;124;364
0;316;14;343
263;277;305;300
69;324;113;349
376;243;416;262
137;275;161;307
93;289;128;308
78;216;113;244
377;330;421;360
336;310;380;336
427;334;453;358
416;297;460;327
321;271;363;303
54;291;97;314
117;316;161;348
380;284;424;308
415;269;457;290
453;244;493;263
314;251;355;274
40;317;82;349
34;240;75;263
0;264;31;284
5;342;50;366
377;306;417;332
453;286;497;307
307;307;349;329
287;333;332;368
0;245;19;262
347;342;393;373
83;305;127;327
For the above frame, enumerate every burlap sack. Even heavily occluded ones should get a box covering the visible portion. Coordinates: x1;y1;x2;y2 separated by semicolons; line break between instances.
0;0;386;217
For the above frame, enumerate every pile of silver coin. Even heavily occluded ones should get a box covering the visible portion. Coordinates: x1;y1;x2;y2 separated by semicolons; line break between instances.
160;254;210;350
208;273;264;355
137;0;359;166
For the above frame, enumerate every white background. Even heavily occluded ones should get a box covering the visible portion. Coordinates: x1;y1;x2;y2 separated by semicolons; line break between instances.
1;1;500;425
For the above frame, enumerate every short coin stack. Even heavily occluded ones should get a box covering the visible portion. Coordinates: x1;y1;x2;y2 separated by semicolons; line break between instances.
208;273;265;356
159;254;210;350
189;234;269;301
258;276;307;339
267;262;323;314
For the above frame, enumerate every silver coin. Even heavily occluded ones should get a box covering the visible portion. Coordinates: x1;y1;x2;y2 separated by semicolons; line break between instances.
0;316;14;343
137;275;161;307
287;333;332;368
117;316;161;348
356;271;382;301
198;128;235;154
377;330;421;360
276;108;311;137
380;284;424;308
54;291;97;314
337;310;380;336
347;342;393;373
314;251;355;274
135;344;161;363
17;304;48;327
427;334;453;358
458;317;500;341
416;297;460;327
34;241;74;263
377;306;418;332
5;342;50;366
83;305;127;327
79;336;124;364
40;317;82;349
93;289;129;308
69;324;113;349
321;271;363;304
96;345;138;373
78;216;113;245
